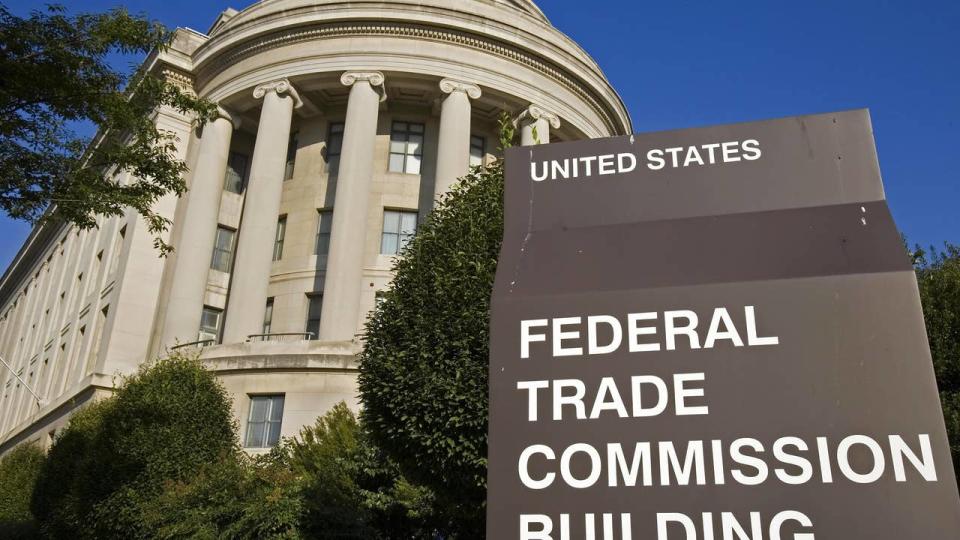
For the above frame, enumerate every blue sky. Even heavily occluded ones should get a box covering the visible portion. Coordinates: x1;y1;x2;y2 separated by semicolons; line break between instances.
3;0;957;269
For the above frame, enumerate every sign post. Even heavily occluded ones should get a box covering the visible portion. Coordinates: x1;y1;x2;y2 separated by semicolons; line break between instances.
487;110;960;539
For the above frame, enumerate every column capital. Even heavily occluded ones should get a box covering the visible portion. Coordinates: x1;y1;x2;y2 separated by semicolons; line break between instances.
252;78;303;109
340;71;387;101
439;78;482;100
517;104;561;129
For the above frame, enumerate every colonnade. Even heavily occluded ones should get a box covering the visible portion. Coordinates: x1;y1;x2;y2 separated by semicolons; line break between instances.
160;72;561;348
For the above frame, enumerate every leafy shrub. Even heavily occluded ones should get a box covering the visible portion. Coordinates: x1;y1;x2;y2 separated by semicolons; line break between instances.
140;450;303;539
914;244;960;483
359;155;504;536
0;443;45;537
287;402;436;539
32;353;237;539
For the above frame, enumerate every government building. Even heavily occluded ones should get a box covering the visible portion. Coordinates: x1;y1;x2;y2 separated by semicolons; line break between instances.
0;0;630;453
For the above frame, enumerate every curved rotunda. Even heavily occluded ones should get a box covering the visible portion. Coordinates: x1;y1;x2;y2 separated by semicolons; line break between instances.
0;0;630;452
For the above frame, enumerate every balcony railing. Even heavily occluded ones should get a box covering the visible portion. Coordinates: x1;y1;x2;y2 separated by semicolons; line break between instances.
246;332;315;343
171;339;216;350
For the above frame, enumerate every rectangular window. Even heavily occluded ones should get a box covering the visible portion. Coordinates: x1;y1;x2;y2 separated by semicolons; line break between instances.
199;306;222;343
224;151;249;193
262;297;274;335
315;210;333;255
388;122;424;174
284;132;299;180
210;226;236;273
244;395;284;448
470;135;486;168
380;210;418;255
327;122;344;175
305;293;322;339
272;216;287;261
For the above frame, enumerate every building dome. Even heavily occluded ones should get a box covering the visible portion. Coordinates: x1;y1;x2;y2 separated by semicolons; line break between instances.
0;0;630;453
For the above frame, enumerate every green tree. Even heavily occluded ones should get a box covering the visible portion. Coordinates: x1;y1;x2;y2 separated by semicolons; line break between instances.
32;354;237;539
0;442;45;537
0;4;216;254
140;450;304;540
359;118;512;536
287;402;437;539
914;243;960;483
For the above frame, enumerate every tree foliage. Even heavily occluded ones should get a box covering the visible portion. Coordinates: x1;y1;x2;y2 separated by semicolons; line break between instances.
32;354;237;539
0;442;45;537
914;243;960;482
287;402;437;539
359;146;506;535
0;4;216;254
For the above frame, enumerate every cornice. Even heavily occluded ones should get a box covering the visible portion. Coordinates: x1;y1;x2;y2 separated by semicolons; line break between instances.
195;21;625;135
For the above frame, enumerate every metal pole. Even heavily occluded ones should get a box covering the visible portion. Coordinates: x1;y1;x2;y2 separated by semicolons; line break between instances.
0;354;44;406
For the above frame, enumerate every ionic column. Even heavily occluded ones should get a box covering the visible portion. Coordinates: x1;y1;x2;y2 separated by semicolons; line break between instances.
222;79;302;343
160;108;239;348
317;71;386;342
434;78;482;199
517;105;561;146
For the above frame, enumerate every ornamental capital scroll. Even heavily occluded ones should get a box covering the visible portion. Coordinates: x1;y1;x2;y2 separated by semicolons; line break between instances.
516;104;561;129
439;78;482;100
252;78;303;109
340;71;387;102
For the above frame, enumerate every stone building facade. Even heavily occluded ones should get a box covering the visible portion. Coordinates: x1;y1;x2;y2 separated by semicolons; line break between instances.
0;0;630;453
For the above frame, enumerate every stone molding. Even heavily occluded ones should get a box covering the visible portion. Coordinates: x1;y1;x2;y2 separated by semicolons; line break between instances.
517;104;561;129
340;71;387;101
252;78;304;108
198;22;622;135
439;78;482;99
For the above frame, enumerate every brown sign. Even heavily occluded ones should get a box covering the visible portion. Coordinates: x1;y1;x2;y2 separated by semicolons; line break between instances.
488;110;960;539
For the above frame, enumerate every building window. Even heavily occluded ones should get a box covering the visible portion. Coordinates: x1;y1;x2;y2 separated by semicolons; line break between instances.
327;122;344;175
381;210;418;255
224;151;249;194
388;122;424;174
199;306;222;343
470;135;485;168
262;297;274;335
305;293;322;339
284;132;299;180
210;226;236;273
315;210;333;255
273;216;287;261
244;395;284;448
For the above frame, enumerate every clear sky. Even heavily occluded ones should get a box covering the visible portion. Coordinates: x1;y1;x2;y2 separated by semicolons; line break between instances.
3;0;957;270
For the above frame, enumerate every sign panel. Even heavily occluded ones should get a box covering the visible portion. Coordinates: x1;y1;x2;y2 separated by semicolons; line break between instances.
487;110;960;539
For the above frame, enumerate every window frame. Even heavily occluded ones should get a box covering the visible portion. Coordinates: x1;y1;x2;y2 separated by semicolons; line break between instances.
470;135;486;168
326;122;344;175
305;292;322;339
380;209;419;255
388;121;425;175
199;306;223;344
272;215;287;261
284;131;299;180
262;297;274;335
315;209;333;256
210;225;237;273
244;394;285;448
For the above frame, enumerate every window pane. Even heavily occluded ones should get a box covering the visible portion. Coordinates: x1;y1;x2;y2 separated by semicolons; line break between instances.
390;141;406;153
381;233;398;255
269;396;285;421
224;152;248;193
382;210;400;234
407;135;423;155
245;422;265;448
388;153;404;173
400;212;418;235
263;298;273;334
249;397;269;422
267;421;282;446
405;154;421;174
273;217;286;261
410;123;424;133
